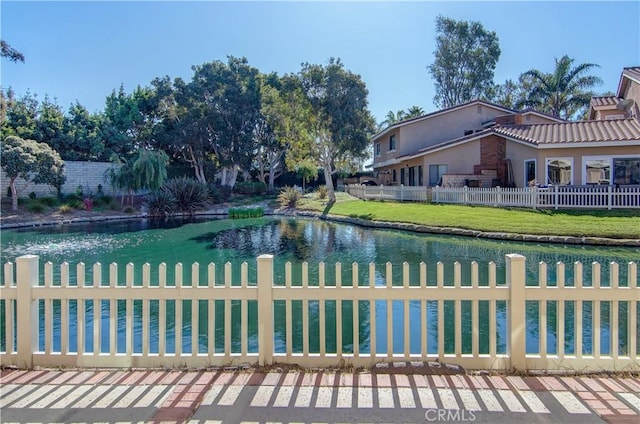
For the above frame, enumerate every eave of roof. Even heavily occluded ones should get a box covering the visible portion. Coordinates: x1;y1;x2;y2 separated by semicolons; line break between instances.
494;118;640;145
590;96;622;108
518;109;566;123
617;66;640;97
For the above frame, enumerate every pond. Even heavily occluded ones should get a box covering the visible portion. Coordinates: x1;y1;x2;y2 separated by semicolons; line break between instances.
1;217;638;357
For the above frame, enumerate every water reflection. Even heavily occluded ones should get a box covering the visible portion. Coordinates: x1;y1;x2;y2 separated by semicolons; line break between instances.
1;217;638;357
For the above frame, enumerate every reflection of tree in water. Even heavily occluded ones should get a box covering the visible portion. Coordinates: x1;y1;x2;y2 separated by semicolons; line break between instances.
189;219;379;263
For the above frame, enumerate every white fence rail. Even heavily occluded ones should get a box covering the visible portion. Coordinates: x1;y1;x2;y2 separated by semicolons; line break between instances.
346;184;640;209
433;185;640;209
346;184;431;202
1;255;638;371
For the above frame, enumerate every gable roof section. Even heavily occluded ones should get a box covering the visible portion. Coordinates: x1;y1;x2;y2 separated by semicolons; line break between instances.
590;96;622;108
617;66;640;97
372;99;517;141
588;96;623;120
518;109;566;123
494;118;640;145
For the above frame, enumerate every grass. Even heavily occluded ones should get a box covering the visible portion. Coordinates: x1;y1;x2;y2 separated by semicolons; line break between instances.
298;192;640;239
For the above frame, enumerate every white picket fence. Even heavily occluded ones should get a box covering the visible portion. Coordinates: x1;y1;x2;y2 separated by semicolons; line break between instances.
346;184;431;202
346;184;640;209
433;185;640;210
1;254;638;372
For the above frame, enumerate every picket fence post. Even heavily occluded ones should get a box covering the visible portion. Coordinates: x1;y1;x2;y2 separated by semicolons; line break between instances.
506;253;527;371
257;254;274;366
16;255;39;369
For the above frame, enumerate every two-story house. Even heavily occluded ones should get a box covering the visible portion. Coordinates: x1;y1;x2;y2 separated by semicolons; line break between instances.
371;67;640;188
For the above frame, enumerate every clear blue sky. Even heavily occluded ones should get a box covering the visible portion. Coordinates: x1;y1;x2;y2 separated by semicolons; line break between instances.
2;1;639;123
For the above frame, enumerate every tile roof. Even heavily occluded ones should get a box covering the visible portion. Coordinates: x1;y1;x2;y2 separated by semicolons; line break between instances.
387;118;640;162
494;118;640;145
622;67;640;83
590;96;622;107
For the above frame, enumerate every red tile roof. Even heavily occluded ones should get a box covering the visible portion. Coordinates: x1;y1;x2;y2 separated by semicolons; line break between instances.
590;96;622;107
494;119;640;144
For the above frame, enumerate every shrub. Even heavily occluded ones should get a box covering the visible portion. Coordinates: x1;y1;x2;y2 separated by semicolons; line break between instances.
26;202;45;213
278;186;301;208
162;177;210;213
228;207;264;219
58;205;73;214
64;198;83;209
145;190;177;216
123;206;135;214
93;195;112;208
234;181;267;196
40;197;59;207
316;185;328;200
209;184;232;204
28;191;37;200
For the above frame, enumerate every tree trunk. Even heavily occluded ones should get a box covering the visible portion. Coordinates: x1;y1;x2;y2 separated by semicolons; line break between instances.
186;145;207;183
268;168;275;191
10;178;18;212
219;165;239;189
322;163;336;207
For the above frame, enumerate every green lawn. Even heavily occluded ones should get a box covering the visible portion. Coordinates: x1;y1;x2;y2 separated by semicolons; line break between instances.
298;192;640;239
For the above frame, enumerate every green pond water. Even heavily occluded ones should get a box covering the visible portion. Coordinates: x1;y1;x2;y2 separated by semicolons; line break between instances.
1;216;638;357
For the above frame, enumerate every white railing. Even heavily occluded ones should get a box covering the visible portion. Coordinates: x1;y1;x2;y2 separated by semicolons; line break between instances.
1;255;638;372
346;184;640;209
346;184;431;202
432;185;640;210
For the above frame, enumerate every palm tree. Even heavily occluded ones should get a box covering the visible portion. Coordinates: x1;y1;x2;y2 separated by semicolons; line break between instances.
379;109;406;129
405;105;425;119
517;56;602;120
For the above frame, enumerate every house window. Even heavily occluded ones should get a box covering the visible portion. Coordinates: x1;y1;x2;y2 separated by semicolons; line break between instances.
392;169;397;183
584;158;611;185
429;164;447;186
408;166;416;186
524;159;536;186
418;165;423;186
546;158;573;185
614;157;640;185
400;168;406;185
375;143;381;157
389;135;396;151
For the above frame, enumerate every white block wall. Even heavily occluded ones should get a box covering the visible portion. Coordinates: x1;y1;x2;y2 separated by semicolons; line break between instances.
1;161;121;198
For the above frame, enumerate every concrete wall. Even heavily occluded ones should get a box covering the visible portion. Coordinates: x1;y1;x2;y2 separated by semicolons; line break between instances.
1;161;120;198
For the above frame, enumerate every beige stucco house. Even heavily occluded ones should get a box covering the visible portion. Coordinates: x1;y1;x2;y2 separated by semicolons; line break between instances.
371;67;640;188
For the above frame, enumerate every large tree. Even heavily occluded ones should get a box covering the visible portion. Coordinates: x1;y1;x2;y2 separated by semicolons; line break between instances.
516;55;602;120
428;16;501;108
1;135;65;211
257;74;310;190
491;74;537;110
159;57;262;187
1;90;39;140
295;58;376;206
61;102;107;160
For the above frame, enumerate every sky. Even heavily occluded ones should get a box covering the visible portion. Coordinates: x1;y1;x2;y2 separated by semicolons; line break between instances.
1;1;639;124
